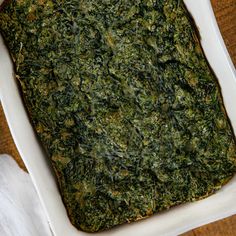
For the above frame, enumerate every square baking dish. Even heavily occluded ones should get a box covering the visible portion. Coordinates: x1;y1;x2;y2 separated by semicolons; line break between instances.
0;0;236;235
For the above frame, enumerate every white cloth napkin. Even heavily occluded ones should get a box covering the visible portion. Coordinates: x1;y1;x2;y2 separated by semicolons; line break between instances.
0;154;52;236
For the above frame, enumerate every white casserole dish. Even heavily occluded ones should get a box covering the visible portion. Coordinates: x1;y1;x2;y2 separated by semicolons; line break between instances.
0;0;236;235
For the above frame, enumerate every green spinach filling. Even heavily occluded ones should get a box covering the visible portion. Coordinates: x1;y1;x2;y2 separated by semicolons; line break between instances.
1;0;236;232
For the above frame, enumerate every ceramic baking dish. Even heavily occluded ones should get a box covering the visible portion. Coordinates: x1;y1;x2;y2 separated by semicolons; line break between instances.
0;0;236;235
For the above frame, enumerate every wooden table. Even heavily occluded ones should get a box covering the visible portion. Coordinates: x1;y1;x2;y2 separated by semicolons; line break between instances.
0;0;236;235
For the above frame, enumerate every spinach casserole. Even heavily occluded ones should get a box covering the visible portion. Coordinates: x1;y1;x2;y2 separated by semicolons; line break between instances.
1;0;236;232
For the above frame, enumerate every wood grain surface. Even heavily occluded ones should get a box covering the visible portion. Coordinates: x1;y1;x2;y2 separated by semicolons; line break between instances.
0;0;235;235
